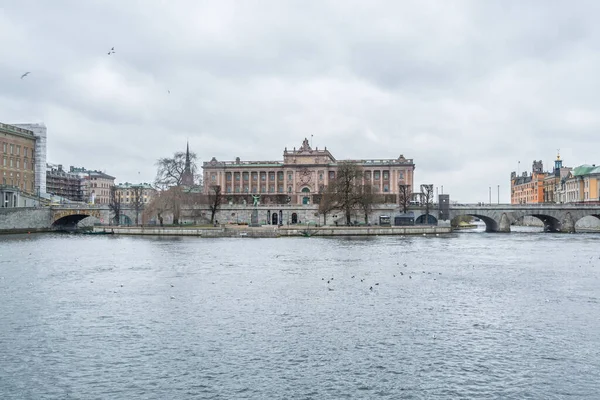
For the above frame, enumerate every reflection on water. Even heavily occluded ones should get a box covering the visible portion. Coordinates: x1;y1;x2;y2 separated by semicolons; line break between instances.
1;232;600;399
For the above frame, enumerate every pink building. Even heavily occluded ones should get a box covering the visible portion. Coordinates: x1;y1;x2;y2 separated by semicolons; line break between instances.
202;138;415;205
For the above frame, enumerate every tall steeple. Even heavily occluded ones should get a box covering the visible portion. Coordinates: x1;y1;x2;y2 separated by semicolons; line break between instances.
185;141;191;170
181;141;194;186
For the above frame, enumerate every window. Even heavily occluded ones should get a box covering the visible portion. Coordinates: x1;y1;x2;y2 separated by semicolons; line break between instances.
24;147;27;157
261;185;266;192
269;185;274;193
399;171;405;180
226;174;231;181
252;174;257;181
384;184;389;192
211;174;216;182
2;157;5;166
278;186;283;193
319;173;323;180
383;171;388;180
329;171;335;179
288;173;292;180
10;144;14;154
24;160;27;170
269;173;275;181
278;172;284;180
16;159;20;169
243;173;248;181
288;186;292;193
235;173;240;181
10;158;13;167
374;171;380;180
227;186;232;193
16;146;20;156
261;173;266;181
2;143;6;153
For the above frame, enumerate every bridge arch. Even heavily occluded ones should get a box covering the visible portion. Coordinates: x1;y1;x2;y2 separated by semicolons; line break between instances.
452;213;499;232
51;208;102;229
52;214;94;229
415;214;438;225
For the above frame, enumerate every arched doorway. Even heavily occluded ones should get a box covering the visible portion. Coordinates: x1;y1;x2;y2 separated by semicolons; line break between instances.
291;213;298;224
415;214;438;225
272;213;278;225
301;187;310;205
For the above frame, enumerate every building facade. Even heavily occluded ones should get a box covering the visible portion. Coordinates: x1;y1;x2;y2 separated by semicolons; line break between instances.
511;155;572;204
557;164;600;204
0;122;37;207
46;164;84;202
202;138;415;205
114;182;157;205
13;123;47;194
70;167;115;204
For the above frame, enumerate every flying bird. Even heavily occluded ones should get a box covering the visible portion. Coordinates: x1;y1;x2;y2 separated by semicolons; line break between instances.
107;47;115;55
20;72;30;79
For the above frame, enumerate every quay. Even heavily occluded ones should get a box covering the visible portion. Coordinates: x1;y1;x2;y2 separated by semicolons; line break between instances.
93;224;452;238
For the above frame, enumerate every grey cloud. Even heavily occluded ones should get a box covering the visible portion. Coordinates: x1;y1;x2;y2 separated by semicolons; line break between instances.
2;0;600;202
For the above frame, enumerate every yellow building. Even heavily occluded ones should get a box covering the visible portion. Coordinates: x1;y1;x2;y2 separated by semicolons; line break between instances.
0;122;37;207
115;182;157;205
202;138;416;205
560;165;600;203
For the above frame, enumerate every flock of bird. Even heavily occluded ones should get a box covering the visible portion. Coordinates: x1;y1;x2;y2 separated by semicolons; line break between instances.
322;262;443;292
19;46;172;94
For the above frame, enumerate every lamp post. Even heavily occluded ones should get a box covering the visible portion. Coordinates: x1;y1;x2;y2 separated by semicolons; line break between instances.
497;185;500;204
489;186;491;205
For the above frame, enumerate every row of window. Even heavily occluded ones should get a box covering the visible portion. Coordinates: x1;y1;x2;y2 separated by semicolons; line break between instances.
1;143;31;157
220;170;403;182
224;183;391;194
2;157;34;170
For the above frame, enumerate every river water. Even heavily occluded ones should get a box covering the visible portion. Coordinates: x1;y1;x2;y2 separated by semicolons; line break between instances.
1;228;599;399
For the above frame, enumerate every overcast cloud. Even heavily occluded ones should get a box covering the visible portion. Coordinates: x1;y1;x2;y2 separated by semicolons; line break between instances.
2;0;600;202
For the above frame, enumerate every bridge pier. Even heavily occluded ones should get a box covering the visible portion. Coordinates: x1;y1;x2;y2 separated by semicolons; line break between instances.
498;213;511;233
560;212;575;233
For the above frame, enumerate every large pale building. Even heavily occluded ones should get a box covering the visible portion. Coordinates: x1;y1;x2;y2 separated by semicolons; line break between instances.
202;138;415;205
0;122;37;207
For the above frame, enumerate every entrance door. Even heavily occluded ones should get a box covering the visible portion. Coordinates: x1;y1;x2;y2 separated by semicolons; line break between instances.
291;213;298;224
272;213;278;225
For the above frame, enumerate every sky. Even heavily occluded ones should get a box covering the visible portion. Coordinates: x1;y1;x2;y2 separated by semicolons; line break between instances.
2;0;600;203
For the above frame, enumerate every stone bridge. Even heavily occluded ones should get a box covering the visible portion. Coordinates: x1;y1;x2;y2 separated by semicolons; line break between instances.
447;204;600;233
50;205;139;228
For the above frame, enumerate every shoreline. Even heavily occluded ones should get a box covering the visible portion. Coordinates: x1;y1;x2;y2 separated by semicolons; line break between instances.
92;225;452;237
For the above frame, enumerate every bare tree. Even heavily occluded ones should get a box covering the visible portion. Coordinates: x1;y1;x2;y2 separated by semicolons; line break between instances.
357;184;376;224
155;151;199;189
130;185;145;225
143;191;171;226
317;185;336;225
208;185;222;224
329;162;363;225
420;184;434;224
398;184;412;213
108;185;121;225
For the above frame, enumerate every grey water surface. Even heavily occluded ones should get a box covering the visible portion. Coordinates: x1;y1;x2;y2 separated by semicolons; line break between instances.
1;228;599;399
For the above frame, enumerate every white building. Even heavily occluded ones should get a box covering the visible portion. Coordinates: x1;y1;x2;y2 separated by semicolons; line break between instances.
13;123;47;195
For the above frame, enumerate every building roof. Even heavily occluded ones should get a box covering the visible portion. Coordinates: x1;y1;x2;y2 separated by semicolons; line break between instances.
116;182;155;189
572;164;600;176
0;122;36;140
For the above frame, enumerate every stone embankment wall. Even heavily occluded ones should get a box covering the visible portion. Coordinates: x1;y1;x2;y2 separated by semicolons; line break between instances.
0;208;52;233
96;225;451;237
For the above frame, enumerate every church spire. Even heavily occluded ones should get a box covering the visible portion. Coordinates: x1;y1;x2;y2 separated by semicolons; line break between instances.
186;141;191;166
181;141;194;186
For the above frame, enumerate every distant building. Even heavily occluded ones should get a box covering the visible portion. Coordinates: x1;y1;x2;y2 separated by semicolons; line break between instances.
0;122;37;207
114;182;157;205
511;156;572;204
557;164;600;203
70;167;115;204
202;138;415;206
46;163;84;202
13;123;47;195
181;142;194;187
